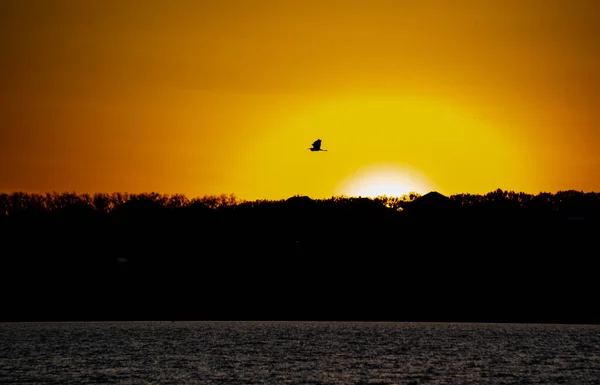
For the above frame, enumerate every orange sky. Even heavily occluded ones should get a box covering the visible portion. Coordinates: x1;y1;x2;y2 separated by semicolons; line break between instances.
1;0;599;200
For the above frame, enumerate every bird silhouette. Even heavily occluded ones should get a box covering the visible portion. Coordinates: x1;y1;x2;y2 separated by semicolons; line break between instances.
309;139;327;151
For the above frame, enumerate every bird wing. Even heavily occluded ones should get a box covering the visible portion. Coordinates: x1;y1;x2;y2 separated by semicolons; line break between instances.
312;139;321;149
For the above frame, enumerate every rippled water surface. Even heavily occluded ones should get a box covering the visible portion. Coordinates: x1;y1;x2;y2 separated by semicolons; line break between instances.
1;321;599;384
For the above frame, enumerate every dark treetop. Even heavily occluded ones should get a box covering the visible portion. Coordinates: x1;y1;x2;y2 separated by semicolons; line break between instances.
1;189;598;323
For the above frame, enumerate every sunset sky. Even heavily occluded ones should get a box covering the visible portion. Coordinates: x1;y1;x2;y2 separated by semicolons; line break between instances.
1;0;599;200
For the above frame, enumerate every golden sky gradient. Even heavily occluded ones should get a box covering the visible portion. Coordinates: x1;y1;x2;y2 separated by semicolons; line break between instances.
1;0;599;200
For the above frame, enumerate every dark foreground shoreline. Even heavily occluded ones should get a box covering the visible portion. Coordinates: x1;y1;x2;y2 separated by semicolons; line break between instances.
1;190;598;324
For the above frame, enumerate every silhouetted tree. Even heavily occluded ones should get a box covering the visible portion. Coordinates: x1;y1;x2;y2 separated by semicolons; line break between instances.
1;189;599;323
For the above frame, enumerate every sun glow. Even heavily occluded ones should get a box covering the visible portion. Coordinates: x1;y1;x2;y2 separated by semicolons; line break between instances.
235;92;530;200
335;163;435;198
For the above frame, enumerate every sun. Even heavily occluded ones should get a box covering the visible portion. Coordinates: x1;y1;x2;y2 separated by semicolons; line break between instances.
335;163;435;198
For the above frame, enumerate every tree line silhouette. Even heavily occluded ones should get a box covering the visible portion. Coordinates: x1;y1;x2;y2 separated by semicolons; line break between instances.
2;188;599;219
1;189;598;324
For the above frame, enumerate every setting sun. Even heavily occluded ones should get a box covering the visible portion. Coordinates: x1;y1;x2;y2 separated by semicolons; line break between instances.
335;163;435;198
2;0;600;336
235;92;528;200
2;1;599;199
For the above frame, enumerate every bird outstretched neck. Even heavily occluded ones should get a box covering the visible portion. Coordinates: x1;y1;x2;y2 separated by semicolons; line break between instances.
309;139;327;151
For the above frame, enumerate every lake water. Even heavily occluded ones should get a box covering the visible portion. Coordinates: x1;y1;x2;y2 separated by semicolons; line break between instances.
1;321;598;384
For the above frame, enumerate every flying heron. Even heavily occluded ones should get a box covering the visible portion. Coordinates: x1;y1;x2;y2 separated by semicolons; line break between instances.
309;139;327;151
